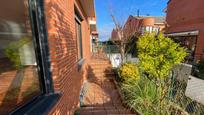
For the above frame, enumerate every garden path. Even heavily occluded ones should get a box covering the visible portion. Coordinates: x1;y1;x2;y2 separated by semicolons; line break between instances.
77;57;135;115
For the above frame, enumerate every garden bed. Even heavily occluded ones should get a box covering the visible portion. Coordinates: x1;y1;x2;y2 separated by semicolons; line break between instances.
112;79;140;115
110;33;204;114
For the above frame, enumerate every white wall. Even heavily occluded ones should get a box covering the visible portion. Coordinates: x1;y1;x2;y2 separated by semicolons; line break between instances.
19;42;36;65
106;53;139;68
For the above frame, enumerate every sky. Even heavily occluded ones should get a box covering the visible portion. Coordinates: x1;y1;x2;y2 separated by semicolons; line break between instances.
95;0;167;41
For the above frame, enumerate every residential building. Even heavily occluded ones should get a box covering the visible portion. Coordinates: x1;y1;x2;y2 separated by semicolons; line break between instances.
0;0;97;114
165;0;204;62
89;17;99;53
111;15;165;41
124;15;165;36
109;16;165;66
111;28;119;41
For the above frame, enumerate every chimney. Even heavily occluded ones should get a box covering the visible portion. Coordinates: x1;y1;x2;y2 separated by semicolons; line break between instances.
137;9;140;17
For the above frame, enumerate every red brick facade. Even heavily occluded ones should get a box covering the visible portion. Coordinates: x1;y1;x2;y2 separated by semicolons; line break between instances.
44;0;95;114
111;15;165;41
166;0;204;61
123;16;143;38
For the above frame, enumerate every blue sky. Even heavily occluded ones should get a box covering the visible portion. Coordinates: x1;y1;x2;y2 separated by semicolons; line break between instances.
95;0;167;41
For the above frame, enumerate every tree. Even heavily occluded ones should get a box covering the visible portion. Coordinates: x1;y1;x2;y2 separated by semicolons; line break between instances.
110;13;142;65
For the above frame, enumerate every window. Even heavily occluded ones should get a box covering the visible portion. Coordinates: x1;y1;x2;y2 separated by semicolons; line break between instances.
146;26;150;31
75;13;83;61
0;0;59;114
149;26;152;33
0;0;42;114
141;26;159;34
141;27;145;34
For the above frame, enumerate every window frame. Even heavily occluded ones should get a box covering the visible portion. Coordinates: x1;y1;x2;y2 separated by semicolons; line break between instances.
28;0;54;94
75;19;83;60
9;0;60;114
74;8;85;70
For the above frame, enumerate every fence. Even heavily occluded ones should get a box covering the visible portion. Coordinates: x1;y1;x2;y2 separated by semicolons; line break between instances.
102;45;139;67
169;64;204;114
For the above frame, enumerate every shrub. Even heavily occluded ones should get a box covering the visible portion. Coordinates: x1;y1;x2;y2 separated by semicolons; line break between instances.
119;33;189;114
137;32;188;79
118;63;140;82
121;76;191;114
4;38;31;69
121;77;160;114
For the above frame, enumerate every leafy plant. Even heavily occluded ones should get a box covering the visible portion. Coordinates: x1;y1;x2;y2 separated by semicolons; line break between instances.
118;63;140;82
121;77;189;115
119;33;190;114
137;32;188;79
4;38;31;69
121;77;160;114
136;32;188;114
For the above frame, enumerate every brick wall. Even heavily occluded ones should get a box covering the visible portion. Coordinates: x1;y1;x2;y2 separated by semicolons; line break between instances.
44;0;91;114
111;29;118;41
166;0;204;60
123;16;142;37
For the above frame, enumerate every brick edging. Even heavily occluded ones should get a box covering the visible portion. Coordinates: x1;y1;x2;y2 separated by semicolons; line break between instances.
112;79;141;115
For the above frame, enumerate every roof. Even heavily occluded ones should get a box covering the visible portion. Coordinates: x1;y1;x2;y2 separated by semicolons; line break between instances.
133;16;166;24
79;0;96;17
154;17;166;24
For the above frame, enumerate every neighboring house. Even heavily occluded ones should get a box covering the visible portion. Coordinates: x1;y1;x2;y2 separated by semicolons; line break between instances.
0;0;97;115
89;17;99;53
109;15;165;66
111;15;165;41
124;15;165;36
165;0;204;62
111;28;119;41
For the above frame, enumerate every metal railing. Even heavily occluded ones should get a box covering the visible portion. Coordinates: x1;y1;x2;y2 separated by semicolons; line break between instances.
103;45;120;54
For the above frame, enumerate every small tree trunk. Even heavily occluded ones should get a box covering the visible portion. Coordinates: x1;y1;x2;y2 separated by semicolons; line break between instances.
120;47;125;64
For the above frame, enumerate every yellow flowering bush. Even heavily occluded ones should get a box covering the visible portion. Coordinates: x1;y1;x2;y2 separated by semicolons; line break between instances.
119;63;140;81
137;32;188;79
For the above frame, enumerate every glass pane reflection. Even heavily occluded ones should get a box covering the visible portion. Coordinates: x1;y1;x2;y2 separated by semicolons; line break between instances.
0;0;41;114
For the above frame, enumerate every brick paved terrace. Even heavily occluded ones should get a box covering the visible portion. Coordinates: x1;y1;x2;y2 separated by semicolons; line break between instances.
75;56;136;115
